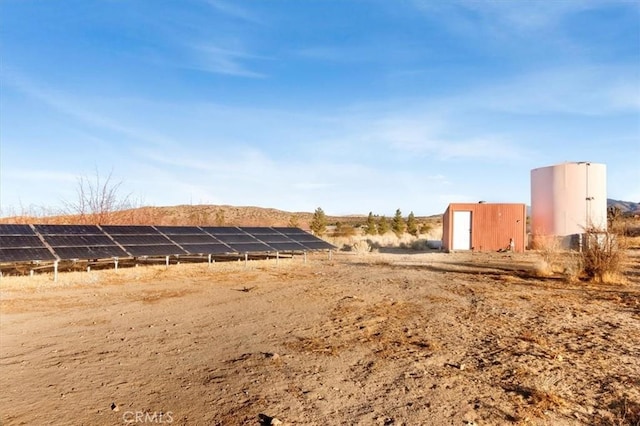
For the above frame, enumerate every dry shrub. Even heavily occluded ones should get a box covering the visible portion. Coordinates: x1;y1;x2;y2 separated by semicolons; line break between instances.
532;230;627;284
626;235;640;250
399;239;430;251
581;229;627;284
532;236;566;277
352;240;371;253
505;370;567;420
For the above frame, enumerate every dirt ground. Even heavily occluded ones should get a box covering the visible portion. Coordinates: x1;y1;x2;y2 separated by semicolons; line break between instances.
1;250;639;426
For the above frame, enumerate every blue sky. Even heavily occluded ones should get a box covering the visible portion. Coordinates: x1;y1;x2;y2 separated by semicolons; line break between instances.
1;0;638;216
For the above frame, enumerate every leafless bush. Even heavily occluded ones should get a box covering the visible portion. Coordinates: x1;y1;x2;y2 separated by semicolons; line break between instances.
63;169;133;224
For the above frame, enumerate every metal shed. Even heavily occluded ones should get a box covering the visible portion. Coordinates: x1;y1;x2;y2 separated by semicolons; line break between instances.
442;203;527;253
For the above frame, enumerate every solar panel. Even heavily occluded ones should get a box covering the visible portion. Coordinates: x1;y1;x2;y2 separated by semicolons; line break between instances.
0;224;36;235
45;235;114;247
273;227;311;235
213;234;260;244
264;242;307;251
0;248;57;262
100;225;158;235
239;227;277;235
123;245;187;257
226;242;273;253
166;234;221;244
201;226;243;235
0;235;44;248
298;241;336;250
34;224;103;235
253;234;294;243
181;243;235;255
111;235;172;245
287;234;328;242
53;246;129;260
155;226;205;235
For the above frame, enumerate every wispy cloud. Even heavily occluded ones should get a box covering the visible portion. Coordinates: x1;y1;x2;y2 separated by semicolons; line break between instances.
348;113;530;162
4;72;177;148
204;0;263;24
412;0;627;34
456;66;640;116
3;169;78;183
188;44;267;78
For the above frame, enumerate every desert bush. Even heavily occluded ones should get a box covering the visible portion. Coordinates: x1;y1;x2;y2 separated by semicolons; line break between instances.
352;240;372;253
532;236;564;277
333;221;356;237
419;222;432;235
409;239;430;250
531;230;627;284
580;229;626;284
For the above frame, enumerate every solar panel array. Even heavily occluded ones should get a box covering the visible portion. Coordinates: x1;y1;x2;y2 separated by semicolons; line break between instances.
0;225;335;263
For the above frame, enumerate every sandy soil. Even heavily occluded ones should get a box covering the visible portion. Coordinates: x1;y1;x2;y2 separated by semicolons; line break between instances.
1;251;639;426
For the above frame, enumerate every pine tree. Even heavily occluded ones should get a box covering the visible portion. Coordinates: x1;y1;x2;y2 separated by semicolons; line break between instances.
406;211;418;236
392;208;405;237
377;215;390;235
310;207;327;236
364;212;377;235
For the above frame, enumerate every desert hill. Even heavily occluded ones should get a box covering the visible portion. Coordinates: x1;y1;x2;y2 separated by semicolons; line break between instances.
607;198;640;215
0;204;442;229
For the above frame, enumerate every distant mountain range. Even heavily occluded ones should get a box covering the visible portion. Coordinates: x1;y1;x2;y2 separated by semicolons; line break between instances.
607;199;640;214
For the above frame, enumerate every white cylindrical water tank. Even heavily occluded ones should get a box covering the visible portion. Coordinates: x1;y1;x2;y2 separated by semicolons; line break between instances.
531;162;607;237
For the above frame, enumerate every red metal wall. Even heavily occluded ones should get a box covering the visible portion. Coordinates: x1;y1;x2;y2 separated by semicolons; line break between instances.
442;203;526;252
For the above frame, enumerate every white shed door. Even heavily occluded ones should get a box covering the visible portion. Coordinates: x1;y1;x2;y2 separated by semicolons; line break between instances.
452;211;472;250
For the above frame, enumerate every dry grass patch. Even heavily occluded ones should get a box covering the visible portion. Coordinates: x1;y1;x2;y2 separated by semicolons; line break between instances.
503;370;568;422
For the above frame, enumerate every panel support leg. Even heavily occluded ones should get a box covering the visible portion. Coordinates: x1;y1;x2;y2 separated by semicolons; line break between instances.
208;254;212;268
54;260;59;282
304;251;307;264
166;256;169;268
245;252;248;268
114;258;119;273
276;251;279;266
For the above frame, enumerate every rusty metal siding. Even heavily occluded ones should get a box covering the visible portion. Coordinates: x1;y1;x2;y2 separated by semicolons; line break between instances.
442;205;452;251
442;203;526;252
